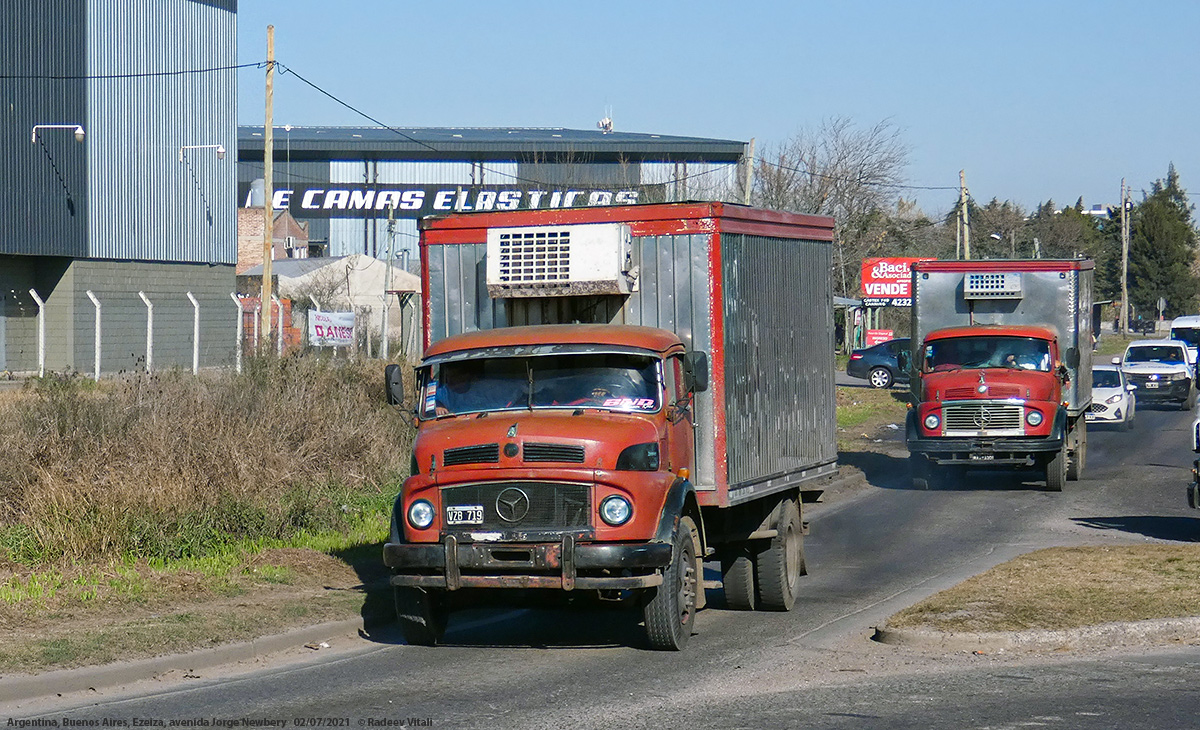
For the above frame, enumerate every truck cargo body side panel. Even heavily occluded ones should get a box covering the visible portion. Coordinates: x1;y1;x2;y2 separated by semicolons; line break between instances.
911;262;1093;414
627;234;716;493
426;242;506;344
720;233;838;505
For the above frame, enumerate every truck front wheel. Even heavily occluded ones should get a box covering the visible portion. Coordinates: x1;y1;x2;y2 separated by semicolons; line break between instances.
394;586;448;647
1045;445;1067;492
755;498;805;611
643;516;699;650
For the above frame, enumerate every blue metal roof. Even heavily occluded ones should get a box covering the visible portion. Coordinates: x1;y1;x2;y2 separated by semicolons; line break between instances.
238;125;746;161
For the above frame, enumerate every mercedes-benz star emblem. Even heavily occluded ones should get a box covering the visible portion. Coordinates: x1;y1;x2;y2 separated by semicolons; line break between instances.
495;487;530;522
973;408;993;429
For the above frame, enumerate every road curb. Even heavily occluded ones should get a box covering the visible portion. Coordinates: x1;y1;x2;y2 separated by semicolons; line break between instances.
0;616;370;706
872;616;1200;653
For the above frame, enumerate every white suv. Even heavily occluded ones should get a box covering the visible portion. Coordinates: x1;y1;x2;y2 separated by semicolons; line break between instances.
1121;339;1194;411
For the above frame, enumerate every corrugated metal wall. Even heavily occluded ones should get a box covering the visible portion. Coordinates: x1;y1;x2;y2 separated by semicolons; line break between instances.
641;161;739;203
0;1;89;258
86;0;237;264
721;234;837;488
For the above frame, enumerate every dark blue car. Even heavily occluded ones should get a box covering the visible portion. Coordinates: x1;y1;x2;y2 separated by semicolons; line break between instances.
846;338;911;388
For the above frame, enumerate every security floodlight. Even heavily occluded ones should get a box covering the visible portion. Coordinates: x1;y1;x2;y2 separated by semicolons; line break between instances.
178;144;228;162
31;124;86;144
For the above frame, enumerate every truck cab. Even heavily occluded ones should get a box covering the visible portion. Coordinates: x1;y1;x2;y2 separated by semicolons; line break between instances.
385;324;710;649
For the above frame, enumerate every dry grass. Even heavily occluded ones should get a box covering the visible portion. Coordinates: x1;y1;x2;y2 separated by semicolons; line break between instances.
836;386;909;451
889;545;1200;632
0;356;415;566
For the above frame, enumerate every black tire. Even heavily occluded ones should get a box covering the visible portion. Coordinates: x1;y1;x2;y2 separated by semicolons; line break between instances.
910;454;931;490
755;499;805;611
1045;444;1067;492
1067;420;1086;481
868;367;894;389
394;586;448;646
643;516;699;650
720;548;756;611
1182;389;1196;411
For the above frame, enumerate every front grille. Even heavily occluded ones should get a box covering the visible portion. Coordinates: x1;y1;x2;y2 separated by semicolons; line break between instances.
1090;402;1108;414
523;442;586;463
943;403;1024;434
441;481;591;534
443;443;500;466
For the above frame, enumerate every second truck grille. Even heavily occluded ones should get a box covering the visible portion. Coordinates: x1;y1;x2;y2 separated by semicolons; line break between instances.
943;403;1024;434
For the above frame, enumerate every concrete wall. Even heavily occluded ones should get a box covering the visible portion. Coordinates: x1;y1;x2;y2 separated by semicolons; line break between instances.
2;258;236;375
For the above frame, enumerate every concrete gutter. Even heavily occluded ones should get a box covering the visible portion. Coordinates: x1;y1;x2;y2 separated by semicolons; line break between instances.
873;616;1200;653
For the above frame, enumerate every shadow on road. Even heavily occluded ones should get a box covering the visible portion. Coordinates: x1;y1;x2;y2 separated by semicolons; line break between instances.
1071;515;1200;542
840;450;1051;492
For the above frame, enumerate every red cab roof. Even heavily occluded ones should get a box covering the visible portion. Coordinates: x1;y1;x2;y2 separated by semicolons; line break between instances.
925;324;1059;341
424;324;685;359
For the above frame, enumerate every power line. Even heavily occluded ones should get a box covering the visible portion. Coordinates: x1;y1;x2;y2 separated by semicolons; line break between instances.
757;157;959;192
0;62;266;80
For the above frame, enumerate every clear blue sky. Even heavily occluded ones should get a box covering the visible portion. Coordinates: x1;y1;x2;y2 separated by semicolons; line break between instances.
236;0;1200;219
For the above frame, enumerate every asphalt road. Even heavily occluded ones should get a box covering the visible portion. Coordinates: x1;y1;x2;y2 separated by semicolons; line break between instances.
8;395;1200;729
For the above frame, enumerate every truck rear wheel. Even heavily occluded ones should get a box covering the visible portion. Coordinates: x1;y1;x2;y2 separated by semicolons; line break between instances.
1045;444;1067;492
720;548;756;610
394;586;448;647
755;499;804;611
643;516;699;650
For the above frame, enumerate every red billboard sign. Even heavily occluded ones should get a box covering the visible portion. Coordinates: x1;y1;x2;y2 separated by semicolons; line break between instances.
860;257;935;307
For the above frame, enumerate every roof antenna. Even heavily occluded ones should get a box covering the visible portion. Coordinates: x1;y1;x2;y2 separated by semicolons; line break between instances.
597;105;614;133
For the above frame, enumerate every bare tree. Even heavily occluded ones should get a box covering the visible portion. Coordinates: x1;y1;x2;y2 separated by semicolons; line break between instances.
754;117;910;296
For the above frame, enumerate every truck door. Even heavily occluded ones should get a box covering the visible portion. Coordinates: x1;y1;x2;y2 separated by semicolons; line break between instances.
665;355;696;476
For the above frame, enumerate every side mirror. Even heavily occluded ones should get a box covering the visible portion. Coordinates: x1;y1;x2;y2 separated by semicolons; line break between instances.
1111;356;1122;366
384;363;407;406
684;352;710;393
1127;383;1138;391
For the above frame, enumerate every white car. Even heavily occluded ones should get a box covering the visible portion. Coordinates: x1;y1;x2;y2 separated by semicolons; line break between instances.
1087;363;1137;430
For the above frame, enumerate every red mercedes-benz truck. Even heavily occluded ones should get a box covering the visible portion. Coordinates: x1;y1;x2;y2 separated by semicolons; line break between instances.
383;202;838;650
906;259;1094;491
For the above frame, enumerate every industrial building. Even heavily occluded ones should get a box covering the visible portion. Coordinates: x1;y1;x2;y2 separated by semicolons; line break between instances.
1;0;237;376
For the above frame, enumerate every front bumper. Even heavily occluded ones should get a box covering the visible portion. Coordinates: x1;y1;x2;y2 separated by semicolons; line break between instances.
383;534;671;591
1085;402;1126;423
1127;377;1190;401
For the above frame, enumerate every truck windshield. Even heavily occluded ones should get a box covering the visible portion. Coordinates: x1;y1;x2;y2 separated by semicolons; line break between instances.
924;336;1052;373
1170;327;1200;349
420;353;660;418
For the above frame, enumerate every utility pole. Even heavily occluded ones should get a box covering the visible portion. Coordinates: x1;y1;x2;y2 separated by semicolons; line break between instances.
382;204;395;360
260;25;276;350
1121;178;1130;336
742;137;755;206
960;170;971;260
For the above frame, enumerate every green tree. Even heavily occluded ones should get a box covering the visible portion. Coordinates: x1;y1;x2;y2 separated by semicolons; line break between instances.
1127;165;1198;319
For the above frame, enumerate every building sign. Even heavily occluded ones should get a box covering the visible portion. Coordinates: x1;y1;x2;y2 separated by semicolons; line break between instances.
860;257;936;307
309;311;355;347
239;183;643;219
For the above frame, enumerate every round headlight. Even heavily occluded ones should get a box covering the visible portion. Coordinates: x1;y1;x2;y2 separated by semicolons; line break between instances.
600;495;632;526
407;499;435;530
1026;410;1044;426
923;413;940;430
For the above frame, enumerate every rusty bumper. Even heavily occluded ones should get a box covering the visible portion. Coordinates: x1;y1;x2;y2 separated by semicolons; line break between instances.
383;534;670;591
